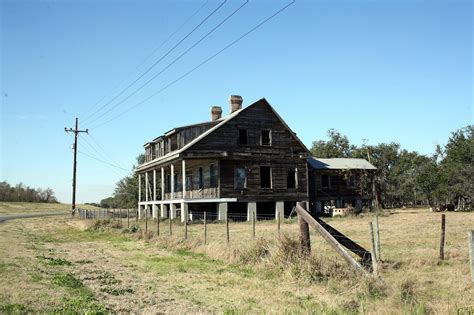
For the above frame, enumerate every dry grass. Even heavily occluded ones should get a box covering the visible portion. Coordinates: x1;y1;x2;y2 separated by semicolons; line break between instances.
0;201;103;215
0;206;473;314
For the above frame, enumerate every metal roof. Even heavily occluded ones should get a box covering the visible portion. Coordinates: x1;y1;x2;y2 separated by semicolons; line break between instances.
307;157;376;170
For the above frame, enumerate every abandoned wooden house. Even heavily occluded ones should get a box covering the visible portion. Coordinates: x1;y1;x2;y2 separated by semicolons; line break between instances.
307;157;376;215
136;96;311;221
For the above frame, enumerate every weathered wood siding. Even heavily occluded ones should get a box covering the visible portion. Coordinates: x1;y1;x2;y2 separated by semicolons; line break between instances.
183;100;309;202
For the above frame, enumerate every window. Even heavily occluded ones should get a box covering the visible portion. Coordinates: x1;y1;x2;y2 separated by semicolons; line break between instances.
347;174;356;188
198;167;204;189
185;171;193;191
321;174;330;189
210;164;218;188
239;129;248;145
260;166;272;189
234;167;247;189
174;174;178;192
261;130;271;146
287;168;297;189
165;175;171;193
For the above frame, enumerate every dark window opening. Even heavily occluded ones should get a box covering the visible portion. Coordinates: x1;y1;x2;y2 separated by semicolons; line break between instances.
321;174;330;189
185;171;193;191
165;175;171;193
174;174;178;192
347;174;356;188
198;167;204;189
234;167;247;189
261;130;271;146
210;164;217;188
287;168;297;189
239;129;248;145
260;166;272;189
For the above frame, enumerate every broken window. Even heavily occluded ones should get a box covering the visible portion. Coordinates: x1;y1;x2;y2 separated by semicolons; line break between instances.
260;166;272;189
239;129;248;145
210;164;217;188
198;167;204;189
347;174;356;188
261;130;271;146
234;167;247;189
321;174;330;189
165;175;171;193
287;168;297;189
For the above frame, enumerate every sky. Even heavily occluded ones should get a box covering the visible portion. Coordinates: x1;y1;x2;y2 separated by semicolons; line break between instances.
1;0;472;204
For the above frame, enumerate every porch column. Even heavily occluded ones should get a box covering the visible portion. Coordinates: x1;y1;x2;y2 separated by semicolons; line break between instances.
247;202;257;222
138;173;142;203
170;203;177;219
138;205;144;219
153;169;157;201
181;202;188;223
160;204;168;218
161;167;165;200
276;201;284;220
218;203;228;221
182;160;186;199
145;172;149;202
171;164;175;199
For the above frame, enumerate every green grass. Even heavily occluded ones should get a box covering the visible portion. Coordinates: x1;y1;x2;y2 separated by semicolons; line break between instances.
0;201;104;215
52;272;83;288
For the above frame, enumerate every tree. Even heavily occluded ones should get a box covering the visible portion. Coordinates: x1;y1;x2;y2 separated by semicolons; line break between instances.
310;129;354;158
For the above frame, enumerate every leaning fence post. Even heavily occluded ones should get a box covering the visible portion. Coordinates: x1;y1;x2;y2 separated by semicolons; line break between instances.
277;211;281;235
468;230;473;286
297;202;311;256
440;214;446;260
127;209;130;229
169;216;173;236
145;208;148;233
204;212;207;245
369;222;379;274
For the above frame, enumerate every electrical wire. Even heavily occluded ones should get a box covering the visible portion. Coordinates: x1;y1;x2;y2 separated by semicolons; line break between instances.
82;0;226;125
80;1;209;121
86;0;248;127
90;0;296;130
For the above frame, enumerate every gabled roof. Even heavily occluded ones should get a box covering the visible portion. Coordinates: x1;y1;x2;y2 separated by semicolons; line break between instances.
136;98;311;171
307;157;376;170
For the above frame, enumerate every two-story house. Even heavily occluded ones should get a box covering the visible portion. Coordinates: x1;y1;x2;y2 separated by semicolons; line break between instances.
136;96;310;221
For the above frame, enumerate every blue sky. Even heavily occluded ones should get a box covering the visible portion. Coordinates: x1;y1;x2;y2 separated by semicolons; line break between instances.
1;0;472;203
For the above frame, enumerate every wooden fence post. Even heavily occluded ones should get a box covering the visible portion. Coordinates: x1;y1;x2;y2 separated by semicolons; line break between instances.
157;213;160;236
440;214;446;260
113;208;115;220
145;208;148;233
169;216;173;236
469;230;473;286
297;202;311;255
226;212;230;244
204;212;207;245
252;211;256;239
136;209;138;224
277;211;281;235
127;209;130;229
369;222;378;274
375;212;381;261
184;210;188;241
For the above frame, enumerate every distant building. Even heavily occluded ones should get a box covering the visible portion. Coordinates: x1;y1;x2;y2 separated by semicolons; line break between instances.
307;158;376;215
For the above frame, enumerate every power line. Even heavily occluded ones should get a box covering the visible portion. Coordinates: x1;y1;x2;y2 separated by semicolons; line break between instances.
78;150;130;173
80;1;209;121
81;135;127;173
88;134;128;170
90;0;296;130
87;0;248;127
82;0;227;125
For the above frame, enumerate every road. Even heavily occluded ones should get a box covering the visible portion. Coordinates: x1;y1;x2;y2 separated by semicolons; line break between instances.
0;212;68;224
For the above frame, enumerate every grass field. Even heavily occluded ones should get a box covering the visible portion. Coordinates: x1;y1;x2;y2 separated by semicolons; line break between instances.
0;205;472;314
0;202;102;215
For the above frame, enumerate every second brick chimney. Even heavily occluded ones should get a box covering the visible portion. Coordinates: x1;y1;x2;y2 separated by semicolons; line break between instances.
210;106;223;121
229;95;243;114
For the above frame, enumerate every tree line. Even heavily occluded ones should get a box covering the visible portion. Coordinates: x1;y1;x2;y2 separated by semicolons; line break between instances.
310;126;473;210
0;181;58;203
101;125;472;211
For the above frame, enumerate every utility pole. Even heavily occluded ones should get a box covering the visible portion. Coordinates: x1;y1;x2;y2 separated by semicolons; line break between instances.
65;118;88;216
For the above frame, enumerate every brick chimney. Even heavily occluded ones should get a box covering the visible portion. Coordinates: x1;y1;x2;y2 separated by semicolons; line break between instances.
229;95;243;114
210;106;223;121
